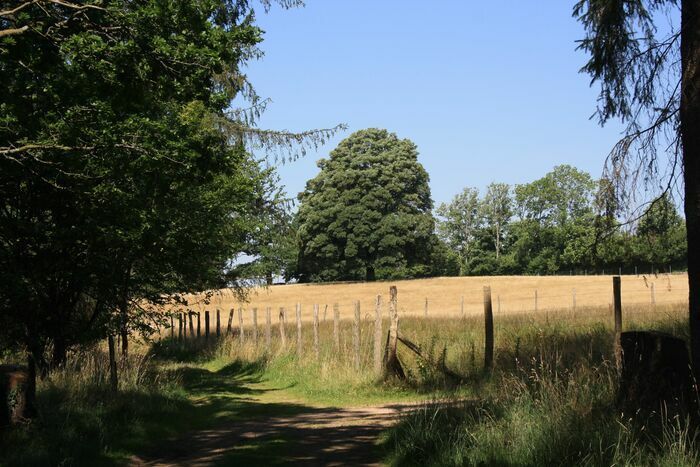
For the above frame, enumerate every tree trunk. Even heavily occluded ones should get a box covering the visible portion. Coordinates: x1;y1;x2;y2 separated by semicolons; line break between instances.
681;0;700;377
366;265;375;281
266;271;273;286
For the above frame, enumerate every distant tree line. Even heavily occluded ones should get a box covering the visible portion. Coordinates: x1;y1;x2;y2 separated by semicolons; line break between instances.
247;131;687;283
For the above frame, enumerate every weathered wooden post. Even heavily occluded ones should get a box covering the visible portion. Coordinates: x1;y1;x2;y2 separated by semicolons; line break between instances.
353;301;361;370
613;276;622;371
497;294;501;314
227;308;234;335
279;307;287;348
651;282;656;307
424;297;428;319
333;303;340;351
484;286;494;371
460;295;464;318
205;310;210;340
108;334;118;392
265;306;272;351
384;286;403;378
197;312;201;338
313;304;320;359
534;289;538;312
296;303;302;357
374;295;383;376
238;307;244;344
216;309;221;337
572;288;577;313
253;307;258;347
323;304;328;322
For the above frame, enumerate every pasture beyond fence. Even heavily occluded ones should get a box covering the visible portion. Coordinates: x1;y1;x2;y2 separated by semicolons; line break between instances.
164;276;689;377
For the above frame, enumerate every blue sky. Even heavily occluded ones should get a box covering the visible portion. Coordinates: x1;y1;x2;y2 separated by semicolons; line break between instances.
245;1;627;207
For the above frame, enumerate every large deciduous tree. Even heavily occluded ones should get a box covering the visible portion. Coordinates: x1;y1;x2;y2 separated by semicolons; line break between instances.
436;187;482;275
296;128;436;282
574;1;700;369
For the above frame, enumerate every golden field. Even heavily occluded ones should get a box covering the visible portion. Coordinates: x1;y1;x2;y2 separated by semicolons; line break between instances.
172;273;689;324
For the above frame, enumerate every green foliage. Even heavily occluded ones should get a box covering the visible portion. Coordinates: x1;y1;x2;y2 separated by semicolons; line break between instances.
437;165;687;276
296;128;437;282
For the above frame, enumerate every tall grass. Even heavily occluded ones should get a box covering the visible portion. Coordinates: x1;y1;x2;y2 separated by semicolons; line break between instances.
0;347;188;466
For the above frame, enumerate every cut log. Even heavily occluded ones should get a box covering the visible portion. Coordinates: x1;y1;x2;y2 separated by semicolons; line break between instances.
617;331;693;415
0;365;31;426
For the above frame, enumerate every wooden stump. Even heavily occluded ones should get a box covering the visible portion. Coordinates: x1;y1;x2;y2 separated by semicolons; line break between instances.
617;331;692;415
0;365;31;426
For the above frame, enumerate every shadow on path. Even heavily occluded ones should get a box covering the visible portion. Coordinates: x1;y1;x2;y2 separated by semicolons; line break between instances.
130;362;430;467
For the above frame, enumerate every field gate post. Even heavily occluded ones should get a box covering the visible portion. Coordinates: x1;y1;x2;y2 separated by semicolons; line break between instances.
313;304;320;359
374;295;383;376
483;286;494;371
353;301;361;370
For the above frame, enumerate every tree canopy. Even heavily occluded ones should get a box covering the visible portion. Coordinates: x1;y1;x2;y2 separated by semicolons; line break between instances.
296;128;436;282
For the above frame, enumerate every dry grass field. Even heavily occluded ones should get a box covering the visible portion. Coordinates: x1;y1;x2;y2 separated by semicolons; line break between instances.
172;273;689;325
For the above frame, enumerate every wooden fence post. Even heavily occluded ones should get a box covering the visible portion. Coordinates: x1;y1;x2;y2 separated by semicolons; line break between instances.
279;307;287;348
572;288;577;313
238;307;244;344
497;294;501;314
534;289;538;312
253;307;258;347
323;304;328;322
197;312;201;338
384;286;402;378
205;311;210;340
484;286;494;370
296;303;302;357
227;308;234;335
613;276;623;370
353;301;361;370
216;309;221;338
460;295;464;318
265;306;271;351
424;298;428;319
333;303;340;351
313;304;319;359
374;295;382;376
108;334;118;392
613;276;622;333
651;282;656;306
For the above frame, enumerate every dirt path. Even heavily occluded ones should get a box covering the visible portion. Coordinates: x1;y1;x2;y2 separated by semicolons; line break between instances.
130;402;414;466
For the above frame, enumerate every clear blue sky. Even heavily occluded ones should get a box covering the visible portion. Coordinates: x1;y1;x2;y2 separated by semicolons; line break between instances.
245;1;626;207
